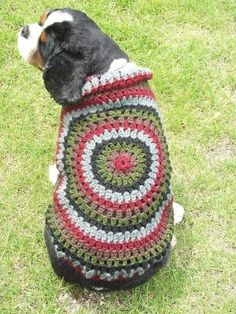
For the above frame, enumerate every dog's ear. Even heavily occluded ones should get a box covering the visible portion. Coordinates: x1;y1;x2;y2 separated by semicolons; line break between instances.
43;51;87;105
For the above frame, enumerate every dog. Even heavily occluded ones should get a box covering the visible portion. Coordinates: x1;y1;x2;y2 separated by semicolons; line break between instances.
18;8;184;290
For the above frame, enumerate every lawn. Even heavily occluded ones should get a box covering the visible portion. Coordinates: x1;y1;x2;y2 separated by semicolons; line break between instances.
0;0;235;313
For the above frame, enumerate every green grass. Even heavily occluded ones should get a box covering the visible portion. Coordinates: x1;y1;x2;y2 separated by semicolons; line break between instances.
0;0;235;313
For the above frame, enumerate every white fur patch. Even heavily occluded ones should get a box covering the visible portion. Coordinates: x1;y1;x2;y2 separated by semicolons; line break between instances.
108;58;139;73
108;58;128;72
49;164;59;185
43;11;73;30
170;235;177;248
173;202;185;225
17;23;42;62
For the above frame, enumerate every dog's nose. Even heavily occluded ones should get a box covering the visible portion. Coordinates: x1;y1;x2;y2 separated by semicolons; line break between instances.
21;25;30;39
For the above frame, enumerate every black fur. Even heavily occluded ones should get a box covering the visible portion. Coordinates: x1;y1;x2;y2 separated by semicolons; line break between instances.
40;9;128;105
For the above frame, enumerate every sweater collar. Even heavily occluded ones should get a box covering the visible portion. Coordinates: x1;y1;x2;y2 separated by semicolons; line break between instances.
60;63;153;115
81;62;153;98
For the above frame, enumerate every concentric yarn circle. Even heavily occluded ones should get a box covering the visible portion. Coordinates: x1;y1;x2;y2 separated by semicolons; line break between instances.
62;107;171;226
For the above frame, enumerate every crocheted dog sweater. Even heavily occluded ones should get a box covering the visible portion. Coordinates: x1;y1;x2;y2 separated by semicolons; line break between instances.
45;65;174;290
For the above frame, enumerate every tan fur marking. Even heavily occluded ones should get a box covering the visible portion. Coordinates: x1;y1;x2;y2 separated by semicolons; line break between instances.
40;31;48;43
29;50;43;70
39;11;49;26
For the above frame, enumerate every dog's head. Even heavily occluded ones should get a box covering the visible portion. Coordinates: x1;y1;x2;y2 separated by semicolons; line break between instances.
18;8;128;105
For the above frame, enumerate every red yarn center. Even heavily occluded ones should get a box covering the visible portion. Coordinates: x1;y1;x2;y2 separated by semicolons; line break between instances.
112;153;134;173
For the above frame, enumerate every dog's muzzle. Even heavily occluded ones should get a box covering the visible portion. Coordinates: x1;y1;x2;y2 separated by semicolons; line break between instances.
17;23;42;63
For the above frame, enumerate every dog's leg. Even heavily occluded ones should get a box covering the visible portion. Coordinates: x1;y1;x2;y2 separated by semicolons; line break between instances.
173;202;185;225
49;164;59;185
170;235;177;248
171;202;185;248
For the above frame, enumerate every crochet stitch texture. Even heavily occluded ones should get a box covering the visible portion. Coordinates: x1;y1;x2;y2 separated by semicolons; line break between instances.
45;65;174;289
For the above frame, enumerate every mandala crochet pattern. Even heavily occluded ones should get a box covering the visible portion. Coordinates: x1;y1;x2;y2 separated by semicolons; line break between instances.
46;65;174;289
